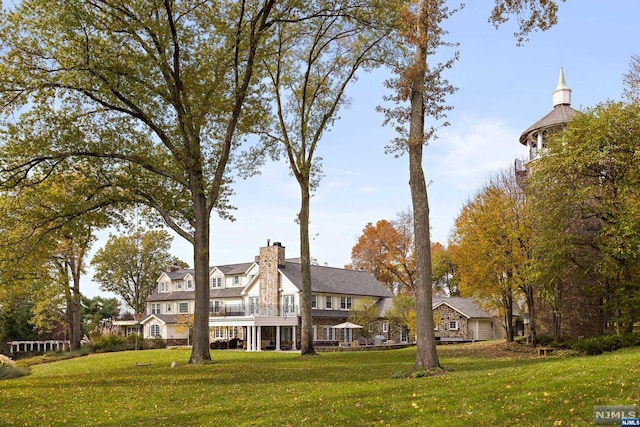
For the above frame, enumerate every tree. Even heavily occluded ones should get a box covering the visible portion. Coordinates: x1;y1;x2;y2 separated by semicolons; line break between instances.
349;217;416;295
450;170;533;343
0;0;305;363
91;229;183;317
380;0;564;370
623;54;640;104
378;0;460;370
81;295;121;334
431;243;459;296
528;101;640;335
347;297;380;344
258;0;395;355
0;172;109;350
385;293;417;341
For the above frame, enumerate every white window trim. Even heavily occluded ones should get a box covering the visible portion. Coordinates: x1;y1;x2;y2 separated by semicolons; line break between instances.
179;302;189;313
325;296;332;310
448;320;459;331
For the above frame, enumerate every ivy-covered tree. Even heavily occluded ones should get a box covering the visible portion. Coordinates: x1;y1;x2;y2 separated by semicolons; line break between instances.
528;101;640;335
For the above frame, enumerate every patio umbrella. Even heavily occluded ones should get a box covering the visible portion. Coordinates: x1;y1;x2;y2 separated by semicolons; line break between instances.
333;322;363;343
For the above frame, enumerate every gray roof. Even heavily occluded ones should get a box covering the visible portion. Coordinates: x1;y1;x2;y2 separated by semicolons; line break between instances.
433;297;495;318
519;104;578;145
216;262;254;275
280;262;393;298
140;314;180;325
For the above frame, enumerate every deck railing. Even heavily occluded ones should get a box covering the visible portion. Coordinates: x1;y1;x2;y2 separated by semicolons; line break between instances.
209;303;298;318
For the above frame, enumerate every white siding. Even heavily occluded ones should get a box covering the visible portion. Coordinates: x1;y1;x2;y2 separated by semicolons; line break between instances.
469;319;495;341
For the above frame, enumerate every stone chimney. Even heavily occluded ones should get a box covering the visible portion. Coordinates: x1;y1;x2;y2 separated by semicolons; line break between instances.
167;262;181;273
258;242;285;307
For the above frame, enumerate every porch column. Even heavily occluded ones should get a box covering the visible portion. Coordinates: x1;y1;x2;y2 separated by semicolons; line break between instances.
257;326;262;352
275;326;281;351
292;325;297;351
249;326;255;351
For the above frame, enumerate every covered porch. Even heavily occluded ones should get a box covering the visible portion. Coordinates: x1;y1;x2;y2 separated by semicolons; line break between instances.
209;316;299;352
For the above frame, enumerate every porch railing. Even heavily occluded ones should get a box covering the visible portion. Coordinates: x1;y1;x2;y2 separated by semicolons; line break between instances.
209;303;298;318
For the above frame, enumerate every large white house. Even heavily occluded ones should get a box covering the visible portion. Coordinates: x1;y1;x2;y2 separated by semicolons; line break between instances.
140;241;395;350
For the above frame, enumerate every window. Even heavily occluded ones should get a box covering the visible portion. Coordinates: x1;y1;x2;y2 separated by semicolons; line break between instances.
325;296;332;310
176;281;183;290
212;301;221;313
401;327;409;343
179;302;189;313
311;294;317;309
159;282;166;292
211;277;222;289
150;324;160;337
186;280;193;290
233;276;241;285
283;295;295;314
382;321;388;333
212;326;225;340
322;326;334;340
166;303;172;313
151;303;160;315
228;327;238;339
340;297;352;310
448;321;459;331
249;297;259;314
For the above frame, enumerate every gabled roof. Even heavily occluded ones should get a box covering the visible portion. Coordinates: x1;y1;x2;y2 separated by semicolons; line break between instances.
433;297;494;319
280;262;393;298
215;262;255;275
140;314;181;325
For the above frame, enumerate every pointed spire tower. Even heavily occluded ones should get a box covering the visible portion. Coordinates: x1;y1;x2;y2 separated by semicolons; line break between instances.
519;68;578;162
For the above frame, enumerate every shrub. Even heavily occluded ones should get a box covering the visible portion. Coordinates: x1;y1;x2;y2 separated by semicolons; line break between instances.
0;354;28;380
571;332;640;355
535;334;554;346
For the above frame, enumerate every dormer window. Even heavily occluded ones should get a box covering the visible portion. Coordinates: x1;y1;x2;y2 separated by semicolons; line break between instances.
211;277;222;289
233;276;240;286
176;281;183;290
159;282;166;292
186;279;193;290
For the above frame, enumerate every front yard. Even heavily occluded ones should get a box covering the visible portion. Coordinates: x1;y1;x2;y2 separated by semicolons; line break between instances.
1;341;638;426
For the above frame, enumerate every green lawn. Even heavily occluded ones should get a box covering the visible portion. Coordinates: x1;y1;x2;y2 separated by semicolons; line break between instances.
1;343;638;426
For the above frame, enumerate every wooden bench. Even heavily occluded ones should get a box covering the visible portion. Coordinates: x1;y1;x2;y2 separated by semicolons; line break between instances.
537;347;554;356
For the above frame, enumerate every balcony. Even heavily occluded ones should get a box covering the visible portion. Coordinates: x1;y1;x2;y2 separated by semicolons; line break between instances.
209;303;298;318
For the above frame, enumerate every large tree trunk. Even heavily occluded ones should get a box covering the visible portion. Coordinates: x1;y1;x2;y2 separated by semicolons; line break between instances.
410;145;440;370
298;181;316;356
189;193;212;363
409;0;440;371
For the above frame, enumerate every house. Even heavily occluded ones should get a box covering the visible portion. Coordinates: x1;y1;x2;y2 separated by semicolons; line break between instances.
140;242;395;350
432;297;500;342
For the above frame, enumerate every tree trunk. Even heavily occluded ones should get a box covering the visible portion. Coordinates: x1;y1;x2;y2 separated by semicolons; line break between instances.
298;181;316;356
409;0;439;371
189;192;212;364
504;289;514;342
522;284;537;346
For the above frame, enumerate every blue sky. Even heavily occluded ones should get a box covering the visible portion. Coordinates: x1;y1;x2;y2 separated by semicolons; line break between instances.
197;0;640;270
4;1;639;298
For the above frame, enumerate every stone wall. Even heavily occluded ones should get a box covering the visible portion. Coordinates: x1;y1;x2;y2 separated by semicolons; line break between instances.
434;304;468;339
258;242;285;307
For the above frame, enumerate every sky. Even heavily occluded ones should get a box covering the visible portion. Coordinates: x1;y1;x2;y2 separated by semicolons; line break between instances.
4;1;640;299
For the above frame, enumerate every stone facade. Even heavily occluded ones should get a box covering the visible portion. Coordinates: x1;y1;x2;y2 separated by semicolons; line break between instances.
434;304;468;340
258;242;285;307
